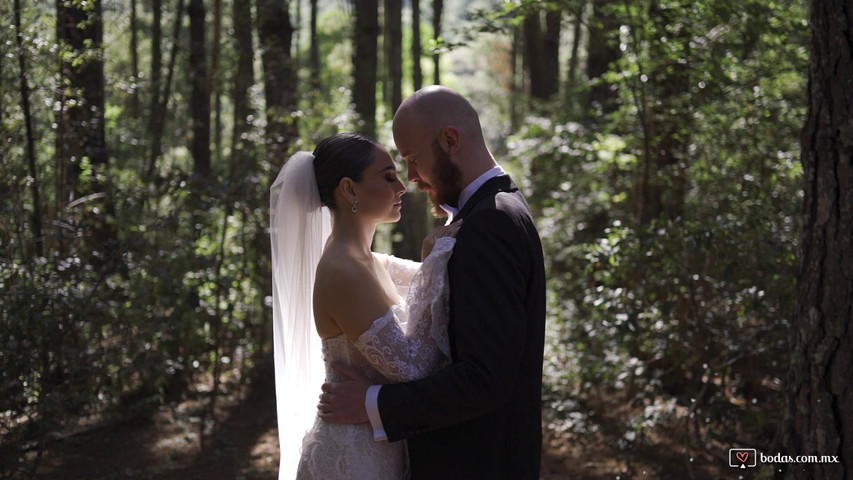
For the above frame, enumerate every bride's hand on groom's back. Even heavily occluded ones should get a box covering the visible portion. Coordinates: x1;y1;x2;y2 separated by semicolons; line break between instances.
318;362;372;425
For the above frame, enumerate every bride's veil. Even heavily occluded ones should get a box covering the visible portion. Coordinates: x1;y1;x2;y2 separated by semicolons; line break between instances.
269;151;332;479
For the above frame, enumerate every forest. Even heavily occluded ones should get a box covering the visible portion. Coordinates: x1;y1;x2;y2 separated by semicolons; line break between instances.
1;0;851;479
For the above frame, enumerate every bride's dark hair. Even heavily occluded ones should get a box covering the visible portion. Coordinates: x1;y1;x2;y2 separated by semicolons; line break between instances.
313;132;381;210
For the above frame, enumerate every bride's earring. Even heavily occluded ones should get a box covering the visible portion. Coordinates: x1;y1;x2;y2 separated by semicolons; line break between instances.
351;198;358;213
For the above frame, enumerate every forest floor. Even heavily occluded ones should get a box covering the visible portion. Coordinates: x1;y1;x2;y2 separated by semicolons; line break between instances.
26;361;739;480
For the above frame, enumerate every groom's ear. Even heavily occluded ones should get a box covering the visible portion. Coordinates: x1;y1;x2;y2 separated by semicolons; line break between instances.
439;126;461;155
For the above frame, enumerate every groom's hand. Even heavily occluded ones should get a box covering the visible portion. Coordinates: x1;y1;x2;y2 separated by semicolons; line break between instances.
318;362;371;424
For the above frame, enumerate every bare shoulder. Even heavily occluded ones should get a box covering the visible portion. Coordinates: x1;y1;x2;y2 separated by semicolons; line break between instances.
314;247;391;341
314;248;372;300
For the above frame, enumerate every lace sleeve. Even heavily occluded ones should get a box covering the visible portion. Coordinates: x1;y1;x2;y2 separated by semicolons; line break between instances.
354;237;456;382
382;254;420;299
354;307;446;382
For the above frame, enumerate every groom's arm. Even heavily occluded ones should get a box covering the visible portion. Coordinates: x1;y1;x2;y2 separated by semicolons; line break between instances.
378;206;531;439
319;366;390;443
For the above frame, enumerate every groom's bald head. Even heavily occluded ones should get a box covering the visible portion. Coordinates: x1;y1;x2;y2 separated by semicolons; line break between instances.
393;86;496;184
395;86;482;138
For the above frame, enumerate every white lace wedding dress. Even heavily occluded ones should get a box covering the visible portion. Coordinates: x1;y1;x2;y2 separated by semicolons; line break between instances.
294;236;455;480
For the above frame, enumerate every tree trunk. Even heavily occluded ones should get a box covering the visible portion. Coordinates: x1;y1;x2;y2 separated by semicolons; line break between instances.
189;0;210;178
781;1;853;478
524;9;560;101
390;0;427;258
412;0;422;91
390;0;427;260
566;6;583;95
632;1;689;226
543;10;560;97
129;0;140;116
432;0;442;85
392;192;429;261
147;0;163;177
522;13;543;98
352;0;379;137
294;0;302;55
310;0;320;100
232;0;255;177
56;0;108;196
509;25;521;131
257;0;299;159
15;0;43;258
210;0;223;168
147;0;186;179
385;0;402;115
55;0;117;263
586;0;620;116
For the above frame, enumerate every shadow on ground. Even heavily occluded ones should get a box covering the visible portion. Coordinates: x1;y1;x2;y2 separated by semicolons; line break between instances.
27;360;732;480
32;360;279;480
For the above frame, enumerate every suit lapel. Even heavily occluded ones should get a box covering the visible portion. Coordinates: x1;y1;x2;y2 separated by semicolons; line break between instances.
453;174;516;222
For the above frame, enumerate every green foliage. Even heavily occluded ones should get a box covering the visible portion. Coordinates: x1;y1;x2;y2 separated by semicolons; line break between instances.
0;164;270;474
508;0;807;468
296;7;360;144
1;5;271;474
0;0;812;475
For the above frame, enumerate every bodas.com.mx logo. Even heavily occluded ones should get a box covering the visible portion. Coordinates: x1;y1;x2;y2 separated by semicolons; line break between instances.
729;448;757;469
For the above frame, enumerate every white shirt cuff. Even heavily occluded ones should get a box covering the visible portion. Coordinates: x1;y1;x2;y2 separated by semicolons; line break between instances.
365;384;387;441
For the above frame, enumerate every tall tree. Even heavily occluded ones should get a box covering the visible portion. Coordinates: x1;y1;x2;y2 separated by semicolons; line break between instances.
129;0;140;116
210;0;223;167
391;192;429;261
385;0;402;114
15;0;42;257
232;0;255;174
231;0;260;304
509;26;521;131
586;0;620;117
565;5;583;99
432;0;442;85
412;0;422;90
189;0;211;178
310;0;320;100
782;0;853;478
147;0;163;176
55;0;116;262
352;0;379;137
56;0;108;198
146;0;187;179
632;1;690;225
523;8;561;101
392;0;427;259
258;0;299;159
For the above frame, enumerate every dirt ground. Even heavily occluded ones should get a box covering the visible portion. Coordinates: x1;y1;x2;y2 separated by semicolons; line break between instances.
24;364;735;480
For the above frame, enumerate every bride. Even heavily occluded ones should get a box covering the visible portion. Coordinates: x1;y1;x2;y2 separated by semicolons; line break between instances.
270;133;456;479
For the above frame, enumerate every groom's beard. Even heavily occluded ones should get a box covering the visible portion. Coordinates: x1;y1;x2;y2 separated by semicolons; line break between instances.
420;139;463;218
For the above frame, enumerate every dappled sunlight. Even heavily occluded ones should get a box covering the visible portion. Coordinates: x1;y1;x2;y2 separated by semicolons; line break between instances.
6;0;841;476
248;427;281;475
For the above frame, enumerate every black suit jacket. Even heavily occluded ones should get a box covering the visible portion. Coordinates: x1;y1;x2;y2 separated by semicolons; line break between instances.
377;174;547;479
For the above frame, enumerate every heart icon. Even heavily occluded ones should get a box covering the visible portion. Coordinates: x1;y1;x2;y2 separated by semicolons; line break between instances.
736;451;749;463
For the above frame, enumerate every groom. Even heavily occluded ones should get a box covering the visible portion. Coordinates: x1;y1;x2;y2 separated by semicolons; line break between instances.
320;85;547;480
